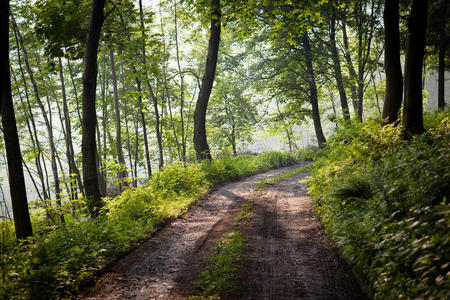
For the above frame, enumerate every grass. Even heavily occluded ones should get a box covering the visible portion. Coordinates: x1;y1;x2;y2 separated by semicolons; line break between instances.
194;202;253;298
256;164;310;190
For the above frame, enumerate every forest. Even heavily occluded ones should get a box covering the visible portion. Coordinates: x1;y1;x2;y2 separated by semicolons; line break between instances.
0;0;449;299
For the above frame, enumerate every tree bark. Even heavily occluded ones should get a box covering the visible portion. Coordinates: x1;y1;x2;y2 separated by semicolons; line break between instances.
341;22;359;115
330;7;350;121
302;32;327;148
10;67;45;203
59;58;84;199
12;35;50;202
174;0;187;162
403;0;428;135
11;12;64;225
193;0;221;161
438;27;446;108
82;0;106;215
0;0;33;240
138;0;159;172
109;48;128;188
382;0;403;125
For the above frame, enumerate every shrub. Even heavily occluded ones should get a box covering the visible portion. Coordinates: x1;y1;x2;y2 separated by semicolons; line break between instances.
307;111;450;299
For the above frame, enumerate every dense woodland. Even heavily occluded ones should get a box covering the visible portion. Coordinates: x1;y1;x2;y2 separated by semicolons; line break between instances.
0;0;449;298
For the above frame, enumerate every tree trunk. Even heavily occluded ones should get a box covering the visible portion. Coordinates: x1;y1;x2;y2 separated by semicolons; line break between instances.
302;33;327;148
82;0;106;215
341;22;359;115
11;13;64;225
0;0;33;240
109;48;128;188
403;0;428;135
10;67;45;203
438;27;446;108
12;37;50;202
382;0;403;124
59;58;84;199
193;0;221;161
99;52;108;195
67;59;83;124
330;7;350;121
139;0;162;171
174;0;186;162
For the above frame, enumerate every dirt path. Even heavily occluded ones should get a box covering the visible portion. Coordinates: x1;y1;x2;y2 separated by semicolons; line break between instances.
80;164;301;300
80;164;368;299
241;171;368;299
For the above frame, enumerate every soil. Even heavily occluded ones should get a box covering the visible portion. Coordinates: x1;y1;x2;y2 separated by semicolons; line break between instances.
240;170;369;300
79;164;368;300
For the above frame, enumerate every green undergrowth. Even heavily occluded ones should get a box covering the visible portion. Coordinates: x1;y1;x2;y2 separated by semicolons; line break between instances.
307;110;450;299
0;151;296;299
194;202;252;298
256;164;311;190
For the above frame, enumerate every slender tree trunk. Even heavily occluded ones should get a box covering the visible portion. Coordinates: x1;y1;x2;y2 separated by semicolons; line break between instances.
356;3;364;122
9;67;45;203
139;0;162;170
403;0;428;135
372;77;382;117
59;58;84;198
67;59;83;124
82;0;106;215
109;48;128;188
0;0;33;240
133;113;139;187
382;0;403;125
223;95;237;155
302;32;327;148
174;0;186;162
12;40;50;202
330;7;350;121
341;22;359;115
158;4;180;162
98;50;108;195
193;0;221;161
11;13;64;225
438;29;446;108
124;104;134;187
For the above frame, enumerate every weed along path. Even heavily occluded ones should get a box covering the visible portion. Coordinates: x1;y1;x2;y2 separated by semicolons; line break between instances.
80;164;367;299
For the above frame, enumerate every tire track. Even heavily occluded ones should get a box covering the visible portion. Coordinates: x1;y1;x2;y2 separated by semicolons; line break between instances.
242;171;369;299
79;164;301;300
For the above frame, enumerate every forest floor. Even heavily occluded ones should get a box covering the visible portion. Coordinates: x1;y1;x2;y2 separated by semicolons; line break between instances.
79;164;368;300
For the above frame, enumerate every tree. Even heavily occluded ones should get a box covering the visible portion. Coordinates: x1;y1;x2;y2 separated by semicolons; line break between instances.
82;0;108;215
0;0;33;240
109;48;128;189
11;13;65;225
426;0;449;109
329;5;350;121
402;0;428;135
382;0;403;125
193;0;221;161
303;32;327;148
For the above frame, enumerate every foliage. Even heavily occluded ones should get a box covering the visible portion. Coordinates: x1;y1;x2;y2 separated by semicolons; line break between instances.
0;152;295;299
307;110;450;299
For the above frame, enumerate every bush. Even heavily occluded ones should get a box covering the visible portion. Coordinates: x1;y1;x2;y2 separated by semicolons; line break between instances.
307;111;450;299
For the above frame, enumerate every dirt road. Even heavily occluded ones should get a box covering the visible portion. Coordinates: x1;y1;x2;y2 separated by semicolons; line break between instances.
80;164;368;299
241;171;368;299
